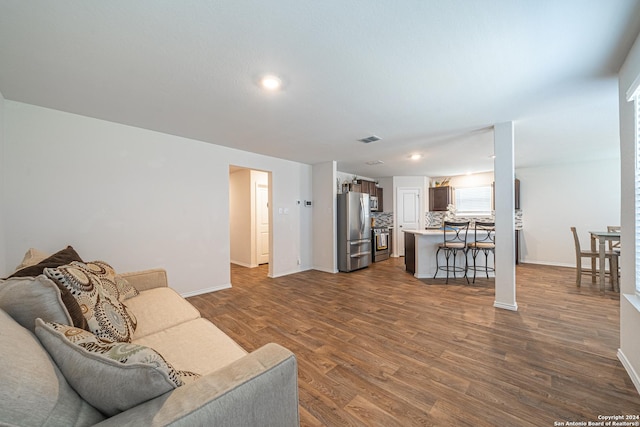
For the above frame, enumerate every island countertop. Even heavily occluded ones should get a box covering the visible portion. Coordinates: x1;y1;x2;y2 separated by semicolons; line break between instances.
403;229;443;235
403;228;494;279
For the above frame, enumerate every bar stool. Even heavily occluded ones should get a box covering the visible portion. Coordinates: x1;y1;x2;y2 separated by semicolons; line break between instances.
467;221;495;283
434;221;470;284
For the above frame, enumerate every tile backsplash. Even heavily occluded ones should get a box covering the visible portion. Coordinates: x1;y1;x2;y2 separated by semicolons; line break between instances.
371;211;393;228
425;210;523;230
372;210;523;230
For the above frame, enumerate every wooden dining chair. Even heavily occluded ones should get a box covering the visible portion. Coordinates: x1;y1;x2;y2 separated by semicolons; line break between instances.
570;227;617;289
607;226;621;250
607;225;621;290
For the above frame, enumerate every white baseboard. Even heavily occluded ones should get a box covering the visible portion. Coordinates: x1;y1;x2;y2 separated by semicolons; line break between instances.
270;266;312;278
180;283;231;298
494;301;518;311
520;259;574;268
618;348;640;395
312;266;338;274
230;260;257;268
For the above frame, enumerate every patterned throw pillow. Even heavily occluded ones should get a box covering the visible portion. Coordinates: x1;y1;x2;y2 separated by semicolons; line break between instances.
81;260;140;302
35;320;200;417
44;261;137;342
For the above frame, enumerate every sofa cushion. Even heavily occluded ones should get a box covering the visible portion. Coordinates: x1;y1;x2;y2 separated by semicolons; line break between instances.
121;268;169;291
35;319;198;417
125;287;201;339
8;245;88;330
0;310;104;426
0;274;72;332
133;318;248;375
44;261;137;343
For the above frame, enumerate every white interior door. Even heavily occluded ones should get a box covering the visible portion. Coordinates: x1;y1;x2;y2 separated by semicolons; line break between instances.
256;183;270;265
396;187;421;256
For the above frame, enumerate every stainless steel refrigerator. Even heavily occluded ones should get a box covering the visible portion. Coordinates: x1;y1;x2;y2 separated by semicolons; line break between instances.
337;191;371;272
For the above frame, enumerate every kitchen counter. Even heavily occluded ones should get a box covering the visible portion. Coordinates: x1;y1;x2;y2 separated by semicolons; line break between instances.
403;229;494;279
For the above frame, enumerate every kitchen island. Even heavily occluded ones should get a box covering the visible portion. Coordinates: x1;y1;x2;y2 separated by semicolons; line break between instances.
403;229;494;279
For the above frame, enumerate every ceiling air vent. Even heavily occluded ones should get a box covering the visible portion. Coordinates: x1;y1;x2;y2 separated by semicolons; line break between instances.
358;135;381;143
366;160;384;166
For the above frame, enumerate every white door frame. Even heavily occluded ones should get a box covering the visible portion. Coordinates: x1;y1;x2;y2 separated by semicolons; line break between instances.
228;166;273;277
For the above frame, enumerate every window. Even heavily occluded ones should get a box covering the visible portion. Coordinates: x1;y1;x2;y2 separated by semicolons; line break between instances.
633;90;640;294
454;186;492;216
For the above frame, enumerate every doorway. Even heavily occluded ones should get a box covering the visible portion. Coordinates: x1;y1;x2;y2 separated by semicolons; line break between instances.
396;187;421;256
229;166;272;273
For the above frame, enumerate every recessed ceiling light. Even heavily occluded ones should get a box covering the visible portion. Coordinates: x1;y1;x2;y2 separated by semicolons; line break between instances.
410;154;422;160
260;75;282;91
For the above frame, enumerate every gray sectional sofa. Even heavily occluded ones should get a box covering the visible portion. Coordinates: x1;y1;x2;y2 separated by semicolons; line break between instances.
0;247;299;426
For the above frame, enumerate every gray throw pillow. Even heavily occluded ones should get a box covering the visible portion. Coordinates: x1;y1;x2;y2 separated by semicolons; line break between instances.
0;275;73;332
8;245;88;330
0;310;104;426
35;319;199;417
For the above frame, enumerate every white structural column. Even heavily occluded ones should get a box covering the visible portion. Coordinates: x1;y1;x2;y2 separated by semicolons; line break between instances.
493;121;518;311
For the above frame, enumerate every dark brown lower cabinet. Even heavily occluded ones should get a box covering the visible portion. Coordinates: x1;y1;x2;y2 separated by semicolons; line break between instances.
404;232;415;274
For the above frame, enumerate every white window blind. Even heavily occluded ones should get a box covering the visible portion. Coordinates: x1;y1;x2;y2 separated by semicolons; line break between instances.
454;186;492;216
634;93;640;294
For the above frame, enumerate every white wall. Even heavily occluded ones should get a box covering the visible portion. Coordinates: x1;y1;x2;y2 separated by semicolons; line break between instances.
443;172;494;189
312;161;337;273
377;177;393;213
618;30;640;394
430;172;494;189
2;101;313;295
0;91;5;275
516;159;620;267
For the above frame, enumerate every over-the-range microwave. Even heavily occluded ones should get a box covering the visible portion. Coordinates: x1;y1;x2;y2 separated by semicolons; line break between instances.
370;196;379;212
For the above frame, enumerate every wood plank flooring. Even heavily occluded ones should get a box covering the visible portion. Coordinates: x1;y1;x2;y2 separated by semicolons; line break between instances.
187;258;640;426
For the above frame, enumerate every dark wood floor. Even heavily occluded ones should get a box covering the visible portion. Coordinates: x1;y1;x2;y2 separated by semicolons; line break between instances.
187;258;640;426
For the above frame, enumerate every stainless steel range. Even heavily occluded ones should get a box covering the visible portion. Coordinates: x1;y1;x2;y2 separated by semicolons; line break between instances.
372;227;390;262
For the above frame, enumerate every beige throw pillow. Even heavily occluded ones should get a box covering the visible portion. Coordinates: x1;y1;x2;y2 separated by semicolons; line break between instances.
14;247;49;271
35;320;199;417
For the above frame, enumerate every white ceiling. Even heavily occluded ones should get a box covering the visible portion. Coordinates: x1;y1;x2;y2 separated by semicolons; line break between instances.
1;1;639;178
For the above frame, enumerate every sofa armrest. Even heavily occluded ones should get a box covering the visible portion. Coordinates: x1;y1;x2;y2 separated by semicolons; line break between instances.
93;343;299;427
120;269;168;292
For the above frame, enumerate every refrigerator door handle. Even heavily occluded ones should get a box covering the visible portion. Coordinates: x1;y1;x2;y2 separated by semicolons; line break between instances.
350;251;371;258
360;197;365;234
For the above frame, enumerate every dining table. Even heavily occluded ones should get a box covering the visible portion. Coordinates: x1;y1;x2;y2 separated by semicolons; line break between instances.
589;230;621;292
